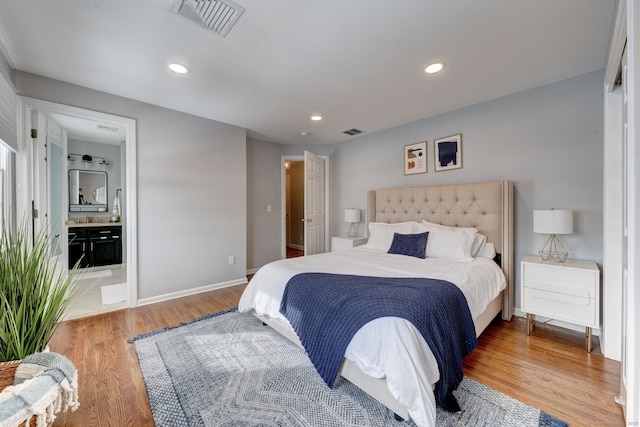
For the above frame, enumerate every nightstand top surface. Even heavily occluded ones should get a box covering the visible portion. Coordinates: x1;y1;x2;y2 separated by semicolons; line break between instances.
521;255;599;271
333;236;367;241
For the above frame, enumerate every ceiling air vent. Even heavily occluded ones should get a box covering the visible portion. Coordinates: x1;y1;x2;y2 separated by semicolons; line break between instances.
172;0;245;37
343;128;363;136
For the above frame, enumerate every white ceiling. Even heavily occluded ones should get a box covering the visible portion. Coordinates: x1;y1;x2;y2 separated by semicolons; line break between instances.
0;0;616;145
48;112;125;145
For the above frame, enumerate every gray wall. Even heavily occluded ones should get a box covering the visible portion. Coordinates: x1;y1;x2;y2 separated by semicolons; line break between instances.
246;137;282;270
246;139;337;270
14;68;604;312
247;70;604;312
329;70;604;309
15;72;247;301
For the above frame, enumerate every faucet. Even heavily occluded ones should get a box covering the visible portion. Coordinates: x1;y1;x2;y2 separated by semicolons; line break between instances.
86;215;90;223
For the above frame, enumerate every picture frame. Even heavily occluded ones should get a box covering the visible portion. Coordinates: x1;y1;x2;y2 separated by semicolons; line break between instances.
434;133;462;172
404;141;427;175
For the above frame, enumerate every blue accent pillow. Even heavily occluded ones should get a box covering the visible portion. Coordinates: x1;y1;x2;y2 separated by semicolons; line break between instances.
387;232;429;259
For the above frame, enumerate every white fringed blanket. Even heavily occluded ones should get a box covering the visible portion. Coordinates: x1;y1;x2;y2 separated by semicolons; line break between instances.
0;352;79;427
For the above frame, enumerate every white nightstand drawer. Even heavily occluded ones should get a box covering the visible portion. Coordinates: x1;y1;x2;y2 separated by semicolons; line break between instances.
524;264;597;295
523;287;596;327
523;279;594;300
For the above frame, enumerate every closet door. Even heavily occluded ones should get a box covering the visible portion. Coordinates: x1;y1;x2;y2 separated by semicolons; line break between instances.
617;44;629;419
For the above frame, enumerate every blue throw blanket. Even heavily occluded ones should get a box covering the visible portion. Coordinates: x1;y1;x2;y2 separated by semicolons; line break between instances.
279;273;477;412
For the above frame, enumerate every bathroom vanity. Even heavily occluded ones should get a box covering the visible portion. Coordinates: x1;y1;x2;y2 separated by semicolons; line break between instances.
68;223;122;268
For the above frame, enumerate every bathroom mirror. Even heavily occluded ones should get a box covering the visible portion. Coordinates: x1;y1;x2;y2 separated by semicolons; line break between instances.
69;170;108;212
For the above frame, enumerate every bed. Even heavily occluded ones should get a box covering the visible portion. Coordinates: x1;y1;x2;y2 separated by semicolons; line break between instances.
238;181;513;427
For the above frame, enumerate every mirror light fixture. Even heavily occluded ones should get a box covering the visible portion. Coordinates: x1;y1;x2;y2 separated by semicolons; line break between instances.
533;208;573;263
67;153;110;166
345;208;361;238
310;115;323;121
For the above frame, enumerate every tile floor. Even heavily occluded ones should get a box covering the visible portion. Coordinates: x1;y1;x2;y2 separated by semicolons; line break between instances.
63;265;128;321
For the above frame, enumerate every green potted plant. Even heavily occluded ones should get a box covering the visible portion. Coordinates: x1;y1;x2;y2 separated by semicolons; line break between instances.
0;222;80;362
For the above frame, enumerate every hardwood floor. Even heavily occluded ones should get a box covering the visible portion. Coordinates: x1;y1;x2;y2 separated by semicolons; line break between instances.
48;284;623;426
286;246;304;258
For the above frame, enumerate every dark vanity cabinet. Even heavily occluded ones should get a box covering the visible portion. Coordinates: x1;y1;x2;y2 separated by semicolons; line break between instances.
68;226;122;268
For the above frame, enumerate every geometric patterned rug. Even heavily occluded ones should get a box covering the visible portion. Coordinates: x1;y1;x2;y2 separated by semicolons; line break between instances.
130;309;568;427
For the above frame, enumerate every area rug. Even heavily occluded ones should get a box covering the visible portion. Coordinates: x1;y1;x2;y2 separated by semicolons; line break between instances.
130;309;568;427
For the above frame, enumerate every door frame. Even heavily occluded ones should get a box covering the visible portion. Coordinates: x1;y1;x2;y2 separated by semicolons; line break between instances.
280;155;329;259
15;96;138;306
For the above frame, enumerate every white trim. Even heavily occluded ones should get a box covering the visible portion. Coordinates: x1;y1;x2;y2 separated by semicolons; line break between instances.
603;85;623;361
16;96;139;308
136;277;248;307
625;1;640;421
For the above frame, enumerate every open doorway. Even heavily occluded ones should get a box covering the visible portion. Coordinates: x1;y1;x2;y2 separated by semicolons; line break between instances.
17;97;137;320
280;152;329;259
285;159;304;259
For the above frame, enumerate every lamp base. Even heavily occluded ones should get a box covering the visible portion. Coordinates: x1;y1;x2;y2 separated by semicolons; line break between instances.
346;223;357;238
538;234;569;263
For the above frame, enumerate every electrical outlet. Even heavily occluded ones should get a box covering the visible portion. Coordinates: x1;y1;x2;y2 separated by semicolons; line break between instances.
228;255;235;265
267;204;272;212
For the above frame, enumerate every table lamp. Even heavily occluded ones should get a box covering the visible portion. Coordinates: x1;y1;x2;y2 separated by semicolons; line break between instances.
533;208;573;263
344;208;361;238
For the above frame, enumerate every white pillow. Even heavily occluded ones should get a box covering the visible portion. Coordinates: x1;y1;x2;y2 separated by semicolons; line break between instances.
420;221;477;261
363;221;417;251
471;233;487;257
476;242;497;259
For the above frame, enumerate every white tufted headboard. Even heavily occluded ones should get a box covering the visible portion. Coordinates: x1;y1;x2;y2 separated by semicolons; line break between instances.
367;181;513;320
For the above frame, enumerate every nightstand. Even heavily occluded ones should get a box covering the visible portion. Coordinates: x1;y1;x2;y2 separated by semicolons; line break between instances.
331;236;367;252
521;255;600;352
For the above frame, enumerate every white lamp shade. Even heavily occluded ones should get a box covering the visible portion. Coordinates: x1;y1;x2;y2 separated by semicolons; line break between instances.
344;208;361;223
533;209;573;234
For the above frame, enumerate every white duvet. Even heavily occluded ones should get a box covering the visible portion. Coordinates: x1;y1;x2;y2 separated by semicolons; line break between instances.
238;246;506;427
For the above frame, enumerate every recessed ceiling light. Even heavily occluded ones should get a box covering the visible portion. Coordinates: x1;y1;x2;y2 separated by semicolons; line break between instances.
425;62;445;74
310;115;323;121
169;63;190;74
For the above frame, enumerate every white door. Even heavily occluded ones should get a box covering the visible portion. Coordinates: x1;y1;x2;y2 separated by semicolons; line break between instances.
31;112;67;266
303;150;325;255
31;112;48;239
45;118;68;266
618;44;629;418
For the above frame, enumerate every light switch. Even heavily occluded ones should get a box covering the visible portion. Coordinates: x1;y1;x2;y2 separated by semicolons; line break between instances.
267;205;272;212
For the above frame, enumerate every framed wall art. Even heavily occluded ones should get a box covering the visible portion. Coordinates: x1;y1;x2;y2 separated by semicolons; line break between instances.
434;133;462;172
404;141;427;175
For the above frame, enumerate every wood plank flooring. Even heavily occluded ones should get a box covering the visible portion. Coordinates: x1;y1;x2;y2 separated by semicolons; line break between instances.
48;283;623;426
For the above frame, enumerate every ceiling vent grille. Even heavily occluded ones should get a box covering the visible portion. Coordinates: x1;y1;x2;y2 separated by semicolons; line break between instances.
172;0;245;37
343;128;363;136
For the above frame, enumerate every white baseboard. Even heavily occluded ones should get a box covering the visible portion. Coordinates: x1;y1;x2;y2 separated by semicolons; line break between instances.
513;308;601;336
246;267;260;275
136;277;248;307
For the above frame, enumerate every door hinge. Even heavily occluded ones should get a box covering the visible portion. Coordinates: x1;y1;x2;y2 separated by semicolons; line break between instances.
31;200;39;219
31;128;37;138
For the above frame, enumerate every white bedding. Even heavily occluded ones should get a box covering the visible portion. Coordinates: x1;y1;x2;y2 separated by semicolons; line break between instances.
238;246;506;427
